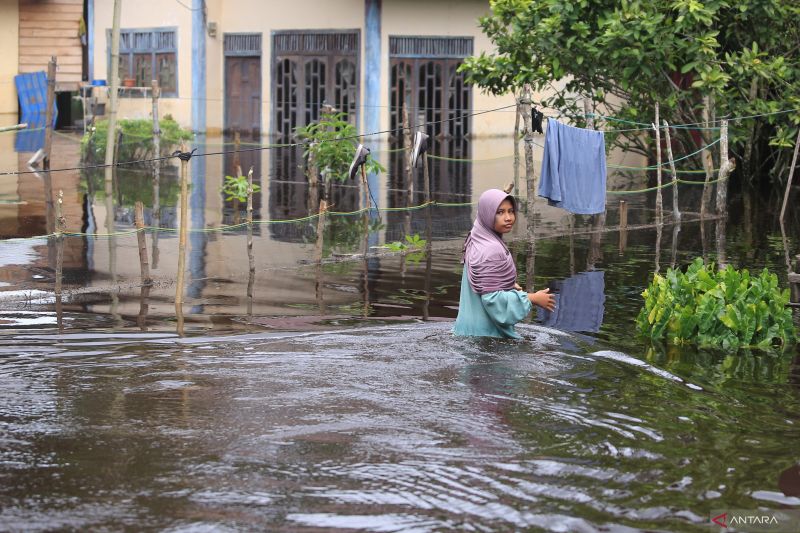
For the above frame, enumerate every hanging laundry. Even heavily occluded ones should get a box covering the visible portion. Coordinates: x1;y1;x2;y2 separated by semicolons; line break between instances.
538;118;606;215
531;108;544;134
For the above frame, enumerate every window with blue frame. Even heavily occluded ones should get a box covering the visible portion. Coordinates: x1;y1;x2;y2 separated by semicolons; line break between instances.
107;28;178;96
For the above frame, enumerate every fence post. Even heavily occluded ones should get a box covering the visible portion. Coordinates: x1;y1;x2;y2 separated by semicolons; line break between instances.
700;95;715;218
663;120;680;222
55;190;66;330
151;78;161;220
134;201;151;285
105;0;122;186
519;84;536;236
654;103;663;225
619;199;628;254
716;120;734;216
42;57;57;234
583;97;594;130
513;94;521;196
175;142;190;327
779;127;800;223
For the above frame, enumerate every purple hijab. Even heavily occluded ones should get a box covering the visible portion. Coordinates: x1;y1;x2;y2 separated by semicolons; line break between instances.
462;189;517;295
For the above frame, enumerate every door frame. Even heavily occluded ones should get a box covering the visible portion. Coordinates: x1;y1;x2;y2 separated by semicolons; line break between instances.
223;32;263;135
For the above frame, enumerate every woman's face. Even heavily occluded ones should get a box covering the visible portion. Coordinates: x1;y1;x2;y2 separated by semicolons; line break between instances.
493;199;516;234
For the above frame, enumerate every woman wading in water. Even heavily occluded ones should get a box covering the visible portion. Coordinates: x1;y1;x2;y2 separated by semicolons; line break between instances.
454;189;556;339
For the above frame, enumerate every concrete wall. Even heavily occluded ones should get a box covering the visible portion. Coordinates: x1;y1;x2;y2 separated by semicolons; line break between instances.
0;0;20;127
91;0;531;137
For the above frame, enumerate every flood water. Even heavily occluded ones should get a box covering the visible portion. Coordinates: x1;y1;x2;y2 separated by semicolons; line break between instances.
1;132;799;531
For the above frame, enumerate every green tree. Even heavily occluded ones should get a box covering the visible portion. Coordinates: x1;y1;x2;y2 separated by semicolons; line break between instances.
460;0;800;187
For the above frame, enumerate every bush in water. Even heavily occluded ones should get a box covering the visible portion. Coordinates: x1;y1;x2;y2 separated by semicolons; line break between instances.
636;257;797;351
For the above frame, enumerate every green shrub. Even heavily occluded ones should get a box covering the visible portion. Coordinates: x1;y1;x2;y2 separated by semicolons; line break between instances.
221;174;261;202
80;117;193;163
294;110;384;182
636;258;797;351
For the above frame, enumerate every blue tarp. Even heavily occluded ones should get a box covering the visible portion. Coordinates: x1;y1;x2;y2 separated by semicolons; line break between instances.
14;71;58;153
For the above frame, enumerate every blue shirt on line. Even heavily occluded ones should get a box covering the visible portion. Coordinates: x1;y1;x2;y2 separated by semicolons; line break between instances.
538;118;607;215
453;269;533;339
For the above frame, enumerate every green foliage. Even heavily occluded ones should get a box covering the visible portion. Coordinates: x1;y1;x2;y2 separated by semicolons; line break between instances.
636;258;797;351
461;0;800;184
382;233;427;252
221;174;261;202
80;117;193;163
294;110;385;182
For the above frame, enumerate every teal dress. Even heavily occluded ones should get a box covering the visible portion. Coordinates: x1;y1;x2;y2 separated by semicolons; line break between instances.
453;269;533;339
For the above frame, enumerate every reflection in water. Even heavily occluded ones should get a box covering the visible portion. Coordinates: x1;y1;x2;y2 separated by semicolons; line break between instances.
387;137;473;241
537;271;605;333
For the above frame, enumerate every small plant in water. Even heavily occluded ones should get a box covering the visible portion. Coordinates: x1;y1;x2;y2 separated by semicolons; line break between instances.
636;257;797;351
221;174;261;202
383;233;427;252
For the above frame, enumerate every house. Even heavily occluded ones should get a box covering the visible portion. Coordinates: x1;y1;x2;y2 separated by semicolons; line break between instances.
89;0;515;138
0;0;85;128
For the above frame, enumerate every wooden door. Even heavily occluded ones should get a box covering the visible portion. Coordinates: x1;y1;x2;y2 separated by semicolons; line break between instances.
224;56;261;135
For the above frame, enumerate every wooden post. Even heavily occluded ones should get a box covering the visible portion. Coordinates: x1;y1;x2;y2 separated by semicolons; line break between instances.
670;223;680;269
700;95;715;218
314;199;328;314
422;151;431;206
519;84;536;236
584;98;594;130
233;130;241;177
654;215;662;273
151;78;161;218
175;142;190;323
42;57;57;234
55;190;65;331
360;164;371;211
104;0;122;185
654;103;663;225
402;99;413;250
619;200;628;254
779;127;800;223
663;120;680;222
134;201;150;284
246;167;255;316
716;120;734;216
43;57;57;167
513;95;521;196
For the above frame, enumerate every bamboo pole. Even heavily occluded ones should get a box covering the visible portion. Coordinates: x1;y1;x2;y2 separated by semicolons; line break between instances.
663;120;680;222
779;126;800;223
42;57;57;235
175;142;190;328
654;103;663;225
104;0;122;186
716;120;734;216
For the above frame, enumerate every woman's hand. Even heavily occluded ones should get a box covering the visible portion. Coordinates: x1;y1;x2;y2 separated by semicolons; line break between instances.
529;288;556;311
514;283;523;291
